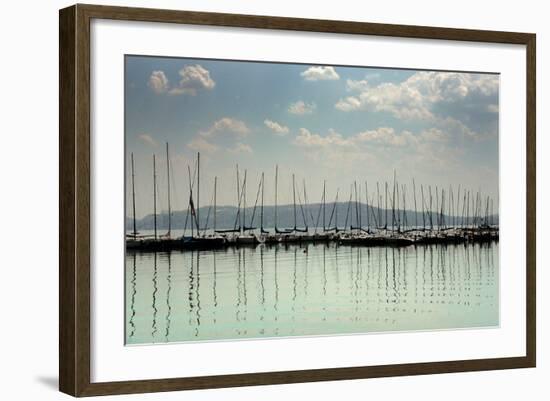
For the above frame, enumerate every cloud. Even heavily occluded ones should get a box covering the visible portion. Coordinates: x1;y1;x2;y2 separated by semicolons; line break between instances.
301;66;340;81
335;80;433;119
346;79;369;92
288;101;316;115
200;117;250;138
138;134;158;147
334;71;499;139
187;137;218;154
148;71;169;94
335;96;362;112
293;128;356;148
228;143;253;154
290;125;461;175
419;128;448;142
169;65;215;95
264;119;289;135
148;65;215;96
188;118;250;154
355;127;417;147
294;126;448;150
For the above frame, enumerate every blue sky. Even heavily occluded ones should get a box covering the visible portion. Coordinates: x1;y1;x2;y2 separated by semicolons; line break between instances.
125;55;499;218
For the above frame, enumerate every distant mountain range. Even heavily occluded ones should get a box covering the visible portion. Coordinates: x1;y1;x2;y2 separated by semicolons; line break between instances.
126;202;498;231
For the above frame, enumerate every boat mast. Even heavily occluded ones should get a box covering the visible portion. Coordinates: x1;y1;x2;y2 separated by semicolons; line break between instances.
358;183;362;230
293;173;297;231
275;165;278;231
402;184;407;230
260;172;264;232
385;181;388;230
466;190;470;228
187;165;194;238
413;179;418;230
213;176;217;232
429;186;433;230
472;192;479;227
131;153;137;237
476;191;480;227
243;170;247;231
323;180;326;231
472;192;477;227
435;185;441;230
456;184;461;229
369;192;378;228
153;154;157;240
442;188;445;229
334;188;339;231
344;185;352;230
449;185;454;228
365;181;369;232
492;198;495;226
166;143;171;237
304;179;312;229
353;181;361;233
460;190;466;228
392;172;396;232
236;164;241;231
484;196;489;226
420;184;426;231
197;152;200;236
376;182;380;228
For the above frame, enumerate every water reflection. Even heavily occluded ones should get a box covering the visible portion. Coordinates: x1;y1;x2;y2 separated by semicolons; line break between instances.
126;242;498;344
164;252;172;341
128;252;136;339
151;252;157;338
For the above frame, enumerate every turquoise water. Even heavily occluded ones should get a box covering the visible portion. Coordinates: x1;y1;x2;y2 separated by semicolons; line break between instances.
125;242;498;345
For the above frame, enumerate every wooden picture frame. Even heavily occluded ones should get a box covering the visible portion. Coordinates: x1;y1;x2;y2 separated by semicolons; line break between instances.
59;3;536;397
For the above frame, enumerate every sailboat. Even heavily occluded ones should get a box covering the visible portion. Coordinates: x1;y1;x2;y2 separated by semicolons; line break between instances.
182;152;225;249
126;152;143;250
236;170;264;245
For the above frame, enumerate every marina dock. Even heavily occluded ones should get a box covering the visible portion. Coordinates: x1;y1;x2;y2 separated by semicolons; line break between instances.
126;149;499;252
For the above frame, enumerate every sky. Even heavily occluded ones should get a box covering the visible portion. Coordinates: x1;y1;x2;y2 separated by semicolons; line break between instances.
125;55;499;219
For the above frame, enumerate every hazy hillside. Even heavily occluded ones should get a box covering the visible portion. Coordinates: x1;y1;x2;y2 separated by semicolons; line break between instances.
126;202;498;230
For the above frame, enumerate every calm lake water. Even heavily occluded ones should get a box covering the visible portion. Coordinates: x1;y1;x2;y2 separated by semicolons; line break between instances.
125;242;498;345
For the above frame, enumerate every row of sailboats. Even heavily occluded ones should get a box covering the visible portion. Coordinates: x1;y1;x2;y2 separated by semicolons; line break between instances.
126;147;498;251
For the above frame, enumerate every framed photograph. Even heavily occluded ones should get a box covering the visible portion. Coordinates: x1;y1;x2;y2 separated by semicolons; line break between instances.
59;4;536;397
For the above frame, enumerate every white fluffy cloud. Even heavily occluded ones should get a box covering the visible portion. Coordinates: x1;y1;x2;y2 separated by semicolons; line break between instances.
200;117;250;138
335;79;432;119
288;101;316;115
301;66;340;81
293;128;356;148
346;79;369;92
169;65;215;95
294;126;448;150
188;118;251;154
228;143;253;154
264;119;289;135
148;71;169;94
138;134;158;147
355;127;417;147
335;71;499;138
334;96;362;112
291;126;455;174
148;65;215;96
187;137;218;154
